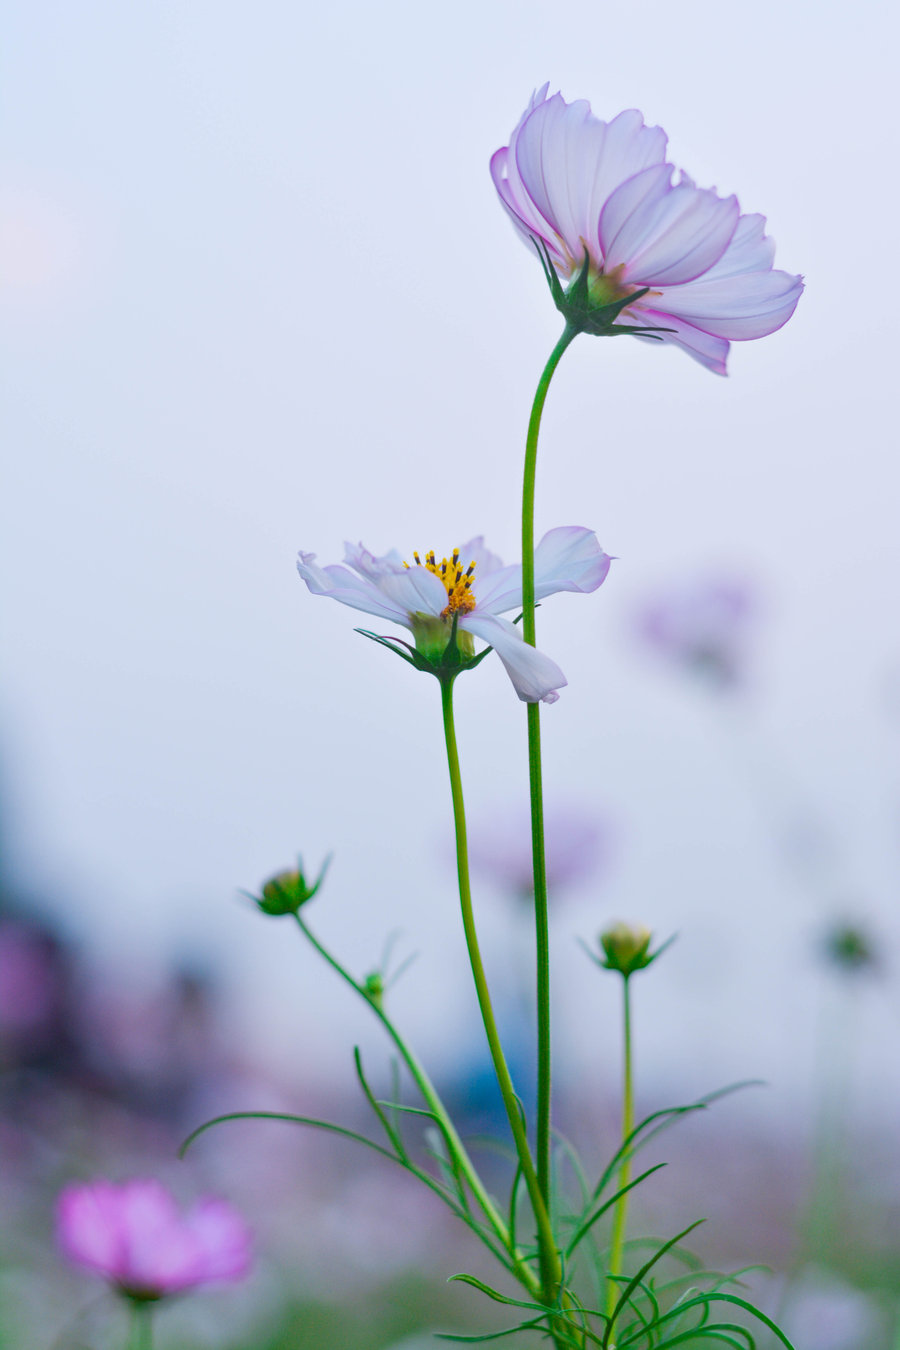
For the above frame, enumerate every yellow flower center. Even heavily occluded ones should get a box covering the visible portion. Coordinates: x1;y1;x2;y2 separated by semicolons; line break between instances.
404;548;477;620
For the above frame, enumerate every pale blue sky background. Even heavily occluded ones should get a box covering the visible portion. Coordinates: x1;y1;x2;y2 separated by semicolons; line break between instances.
2;1;898;1133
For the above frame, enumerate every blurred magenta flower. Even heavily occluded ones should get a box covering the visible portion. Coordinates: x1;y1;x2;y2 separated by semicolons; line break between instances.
636;576;754;689
298;526;610;704
56;1179;252;1300
492;87;802;373
467;806;608;900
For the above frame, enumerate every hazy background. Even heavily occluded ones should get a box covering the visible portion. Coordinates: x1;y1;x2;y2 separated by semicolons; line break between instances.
2;0;898;1143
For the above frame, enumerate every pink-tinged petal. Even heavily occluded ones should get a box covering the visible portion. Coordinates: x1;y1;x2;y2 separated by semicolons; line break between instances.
598;163;673;265
491;146;569;271
534;526;611;599
603;171;739;285
475;527;610;616
182;1200;253;1284
463;613;566;704
493;91;667;276
343;541;406;582
469;561;526;615
702;212;775;280
297;552;413;626
651;268;804;339
622;306;731;375
456;535;505;577
56;1180;252;1298
57;1183;126;1277
378;563;449;619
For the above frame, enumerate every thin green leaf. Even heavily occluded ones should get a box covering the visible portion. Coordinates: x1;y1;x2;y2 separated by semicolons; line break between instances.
179;1111;396;1163
655;1330;753;1350
565;1164;667;1256
354;1047;407;1161
448;1274;548;1314
435;1316;545;1343
603;1222;705;1349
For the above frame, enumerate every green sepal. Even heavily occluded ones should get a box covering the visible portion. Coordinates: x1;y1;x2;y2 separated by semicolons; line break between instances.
355;613;494;684
534;240;675;339
251;853;332;917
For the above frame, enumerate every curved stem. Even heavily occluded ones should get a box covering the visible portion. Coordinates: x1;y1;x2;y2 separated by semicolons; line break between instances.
521;324;579;1214
606;974;634;1321
440;675;562;1303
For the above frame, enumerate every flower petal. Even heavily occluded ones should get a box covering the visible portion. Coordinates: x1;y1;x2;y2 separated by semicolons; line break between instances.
622;306;731;375
474;527;610;615
602;169;739;285
456;535;505;577
534;526;612;598
297;552;414;626
463;613;566;704
650;268;804;339
702;212;775;280
493;90;667;276
378;563;449;619
343;541;406;582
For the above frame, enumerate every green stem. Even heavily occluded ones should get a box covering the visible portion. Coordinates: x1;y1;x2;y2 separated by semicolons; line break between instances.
521;324;579;1214
292;908;541;1300
128;1303;153;1350
440;675;562;1303
606;974;634;1322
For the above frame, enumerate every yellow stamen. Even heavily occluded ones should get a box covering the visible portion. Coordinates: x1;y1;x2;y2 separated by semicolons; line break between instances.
403;546;478;619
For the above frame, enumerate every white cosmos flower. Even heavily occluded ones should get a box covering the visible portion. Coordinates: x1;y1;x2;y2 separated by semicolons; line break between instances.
297;526;611;704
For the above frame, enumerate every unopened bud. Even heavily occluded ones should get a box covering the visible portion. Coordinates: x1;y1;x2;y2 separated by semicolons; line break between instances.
823;922;878;974
599;921;654;976
362;971;385;1009
255;855;331;917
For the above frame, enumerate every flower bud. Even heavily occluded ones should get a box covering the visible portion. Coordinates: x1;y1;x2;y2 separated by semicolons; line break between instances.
362;971;385;1010
254;856;330;917
599;922;654;976
823;922;878;975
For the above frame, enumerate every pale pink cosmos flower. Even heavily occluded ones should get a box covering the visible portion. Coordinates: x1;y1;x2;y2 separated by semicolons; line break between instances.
492;87;803;374
467;806;609;901
56;1179;252;1300
297;526;611;704
636;576;755;690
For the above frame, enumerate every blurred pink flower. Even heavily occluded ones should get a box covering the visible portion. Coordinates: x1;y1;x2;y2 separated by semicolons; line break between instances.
636;576;755;689
56;1178;252;1299
298;526;610;704
467;806;609;901
492;87;802;374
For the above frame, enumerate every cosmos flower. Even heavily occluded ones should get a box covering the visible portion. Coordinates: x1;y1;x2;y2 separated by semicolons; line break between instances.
492;87;803;374
467;805;609;901
635;575;754;689
56;1179;252;1300
297;526;610;704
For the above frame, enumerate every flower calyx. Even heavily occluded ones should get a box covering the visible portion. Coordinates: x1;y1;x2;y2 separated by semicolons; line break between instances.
534;242;673;341
355;610;493;685
586;921;674;978
254;855;332;918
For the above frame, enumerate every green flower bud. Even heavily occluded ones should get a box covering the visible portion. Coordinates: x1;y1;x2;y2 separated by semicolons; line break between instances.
599;921;655;976
362;971;385;1009
823;922;878;974
254;855;331;917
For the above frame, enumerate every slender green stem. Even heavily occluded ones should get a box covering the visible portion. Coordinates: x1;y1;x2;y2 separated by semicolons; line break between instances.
128;1303;153;1350
521;323;579;1214
290;912;542;1297
606;974;634;1322
440;675;562;1303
